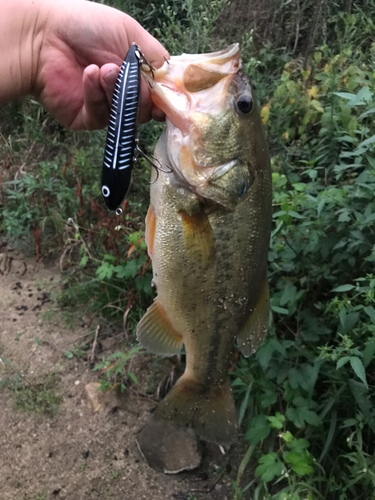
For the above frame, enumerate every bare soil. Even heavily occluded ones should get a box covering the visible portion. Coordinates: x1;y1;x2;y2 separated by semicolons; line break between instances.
0;249;249;500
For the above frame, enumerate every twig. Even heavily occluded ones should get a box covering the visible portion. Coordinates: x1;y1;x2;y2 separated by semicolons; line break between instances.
89;325;100;363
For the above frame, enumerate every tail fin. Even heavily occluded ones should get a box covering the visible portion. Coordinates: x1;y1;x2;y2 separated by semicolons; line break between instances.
153;375;237;446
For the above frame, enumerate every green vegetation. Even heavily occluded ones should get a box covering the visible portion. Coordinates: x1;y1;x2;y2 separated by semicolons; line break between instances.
25;493;47;500
93;345;142;391
13;375;62;416
1;0;375;498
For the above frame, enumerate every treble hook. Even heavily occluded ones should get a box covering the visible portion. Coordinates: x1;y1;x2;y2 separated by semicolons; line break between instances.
138;48;155;88
135;141;173;183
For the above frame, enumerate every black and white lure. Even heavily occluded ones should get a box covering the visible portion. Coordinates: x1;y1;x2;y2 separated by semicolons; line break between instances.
101;44;145;213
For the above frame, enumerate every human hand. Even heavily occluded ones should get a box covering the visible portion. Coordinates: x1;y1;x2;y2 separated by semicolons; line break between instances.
32;0;168;130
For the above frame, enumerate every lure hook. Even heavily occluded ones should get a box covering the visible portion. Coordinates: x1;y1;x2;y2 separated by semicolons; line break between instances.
136;47;155;87
135;141;173;176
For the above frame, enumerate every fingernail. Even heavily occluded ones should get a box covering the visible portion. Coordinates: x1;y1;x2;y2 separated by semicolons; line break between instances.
104;69;118;84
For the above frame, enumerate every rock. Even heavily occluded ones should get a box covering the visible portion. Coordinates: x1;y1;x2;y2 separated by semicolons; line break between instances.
136;419;203;474
85;382;121;413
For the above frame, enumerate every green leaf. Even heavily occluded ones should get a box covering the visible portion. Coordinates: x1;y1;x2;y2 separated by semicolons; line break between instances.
245;415;271;444
356;135;375;150
332;284;355;292
284;451;313;476
317;199;326;217
96;261;114;280
363;213;375;225
349;356;368;388
114;260;139;279
288;210;305;219
128;372;138;384
339;310;359;334
103;253;116;263
238;384;251;426
260;388;278;407
79;254;88;267
287;438;310;453
267;412;285;430
272;306;289;315
333;92;356;100
286;405;322;428
254;453;283;483
364;306;375;322
281;431;294;443
363;341;375;368
135;275;153;296
348;380;375;432
336;356;350;369
358;107;375;120
128;232;140;244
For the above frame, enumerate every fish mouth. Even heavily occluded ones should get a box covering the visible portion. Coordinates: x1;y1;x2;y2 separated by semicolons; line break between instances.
142;44;241;133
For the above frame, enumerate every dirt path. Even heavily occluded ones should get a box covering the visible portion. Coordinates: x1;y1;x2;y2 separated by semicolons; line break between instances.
0;250;244;500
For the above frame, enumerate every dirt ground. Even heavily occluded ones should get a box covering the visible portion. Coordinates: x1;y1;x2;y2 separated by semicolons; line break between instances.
0;248;249;500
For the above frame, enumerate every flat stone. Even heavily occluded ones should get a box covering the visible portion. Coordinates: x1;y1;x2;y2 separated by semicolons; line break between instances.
85;382;121;413
136;419;203;474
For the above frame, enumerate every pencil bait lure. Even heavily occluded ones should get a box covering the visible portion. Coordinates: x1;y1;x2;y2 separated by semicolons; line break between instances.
101;44;149;213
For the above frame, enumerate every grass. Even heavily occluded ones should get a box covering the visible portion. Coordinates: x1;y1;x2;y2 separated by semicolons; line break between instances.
25;494;47;500
13;375;62;416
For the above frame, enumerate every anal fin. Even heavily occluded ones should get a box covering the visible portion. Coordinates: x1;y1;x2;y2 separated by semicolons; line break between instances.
137;299;183;356
237;278;270;357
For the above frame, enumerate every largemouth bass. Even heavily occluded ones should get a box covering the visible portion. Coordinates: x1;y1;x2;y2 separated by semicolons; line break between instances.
137;44;272;446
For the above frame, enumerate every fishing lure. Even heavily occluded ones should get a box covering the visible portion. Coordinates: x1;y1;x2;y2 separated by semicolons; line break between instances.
101;44;147;213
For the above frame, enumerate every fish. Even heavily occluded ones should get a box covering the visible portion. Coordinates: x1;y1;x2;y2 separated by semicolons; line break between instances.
137;44;272;446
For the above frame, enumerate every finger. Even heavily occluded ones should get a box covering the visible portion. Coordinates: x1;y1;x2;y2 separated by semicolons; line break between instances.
80;64;110;130
100;63;120;107
138;79;153;124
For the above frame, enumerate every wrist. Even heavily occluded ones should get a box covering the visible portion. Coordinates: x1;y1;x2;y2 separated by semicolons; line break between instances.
0;0;47;104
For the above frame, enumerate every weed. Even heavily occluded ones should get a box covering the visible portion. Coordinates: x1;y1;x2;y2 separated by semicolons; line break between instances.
93;346;142;392
231;5;375;498
63;343;89;359
25;493;47;500
13;375;62;416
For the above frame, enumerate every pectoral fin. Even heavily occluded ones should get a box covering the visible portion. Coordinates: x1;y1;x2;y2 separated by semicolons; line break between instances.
137;299;183;356
179;209;215;264
237;279;270;357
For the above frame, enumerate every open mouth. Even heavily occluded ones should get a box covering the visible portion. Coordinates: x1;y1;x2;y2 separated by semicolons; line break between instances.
141;44;241;133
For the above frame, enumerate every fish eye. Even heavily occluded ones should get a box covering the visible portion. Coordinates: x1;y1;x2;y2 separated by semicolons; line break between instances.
236;95;253;115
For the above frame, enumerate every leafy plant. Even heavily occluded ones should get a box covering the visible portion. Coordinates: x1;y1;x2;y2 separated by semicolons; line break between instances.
232;7;375;498
93;346;142;392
